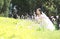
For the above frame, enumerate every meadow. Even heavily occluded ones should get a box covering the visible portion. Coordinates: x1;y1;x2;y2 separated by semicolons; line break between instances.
0;17;60;39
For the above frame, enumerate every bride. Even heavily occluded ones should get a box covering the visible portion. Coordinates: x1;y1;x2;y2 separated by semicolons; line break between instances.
34;8;55;31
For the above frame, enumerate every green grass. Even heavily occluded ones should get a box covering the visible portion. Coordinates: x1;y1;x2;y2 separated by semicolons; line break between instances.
0;17;60;39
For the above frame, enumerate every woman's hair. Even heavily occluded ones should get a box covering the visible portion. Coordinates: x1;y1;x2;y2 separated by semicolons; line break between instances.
35;8;42;15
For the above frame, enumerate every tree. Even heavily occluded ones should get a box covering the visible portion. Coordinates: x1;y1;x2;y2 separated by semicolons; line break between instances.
0;0;11;17
0;0;4;13
0;0;60;17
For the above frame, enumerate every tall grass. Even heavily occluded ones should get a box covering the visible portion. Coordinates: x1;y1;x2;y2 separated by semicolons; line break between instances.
0;17;60;39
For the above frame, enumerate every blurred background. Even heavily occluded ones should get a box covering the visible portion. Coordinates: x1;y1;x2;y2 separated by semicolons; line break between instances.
0;0;60;39
0;0;60;17
0;0;60;29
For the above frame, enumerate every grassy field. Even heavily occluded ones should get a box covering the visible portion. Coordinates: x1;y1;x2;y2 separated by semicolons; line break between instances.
0;17;60;39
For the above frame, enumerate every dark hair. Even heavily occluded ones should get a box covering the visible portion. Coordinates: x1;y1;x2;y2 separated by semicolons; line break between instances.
35;8;42;15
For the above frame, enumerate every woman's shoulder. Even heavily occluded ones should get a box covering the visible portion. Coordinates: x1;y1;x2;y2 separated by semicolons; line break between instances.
40;14;45;18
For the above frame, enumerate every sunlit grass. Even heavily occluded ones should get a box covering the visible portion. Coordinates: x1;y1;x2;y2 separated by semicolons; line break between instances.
0;17;60;39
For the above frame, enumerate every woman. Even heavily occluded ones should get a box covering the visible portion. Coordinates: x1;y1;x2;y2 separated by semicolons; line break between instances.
35;8;55;31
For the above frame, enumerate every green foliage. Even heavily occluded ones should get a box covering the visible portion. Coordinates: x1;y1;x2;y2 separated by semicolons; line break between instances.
0;0;4;9
0;0;11;17
0;0;60;17
11;0;60;16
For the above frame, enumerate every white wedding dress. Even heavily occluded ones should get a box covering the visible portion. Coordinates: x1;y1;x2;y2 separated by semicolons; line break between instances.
35;12;55;31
